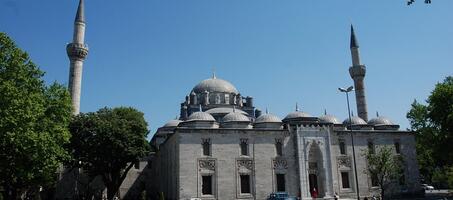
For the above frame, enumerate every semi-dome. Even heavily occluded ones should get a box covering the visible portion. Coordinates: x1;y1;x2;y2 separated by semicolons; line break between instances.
319;114;341;124
255;113;282;123
222;112;250;123
163;119;183;127
368;116;394;126
284;111;312;120
342;116;367;125
192;76;239;94
187;112;215;121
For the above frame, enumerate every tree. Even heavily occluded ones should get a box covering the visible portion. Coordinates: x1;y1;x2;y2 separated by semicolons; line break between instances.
68;107;150;200
407;76;453;187
407;0;432;5
0;32;72;199
364;146;403;199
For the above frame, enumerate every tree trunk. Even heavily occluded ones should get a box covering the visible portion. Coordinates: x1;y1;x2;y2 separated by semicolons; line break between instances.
2;184;18;200
381;187;385;200
106;183;116;200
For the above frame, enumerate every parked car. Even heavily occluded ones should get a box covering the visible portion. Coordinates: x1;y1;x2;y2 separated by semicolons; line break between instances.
268;192;298;200
421;183;435;190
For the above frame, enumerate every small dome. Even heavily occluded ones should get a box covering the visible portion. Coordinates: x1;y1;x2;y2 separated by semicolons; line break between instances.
222;112;250;123
319;114;341;124
368;116;394;126
188;112;215;121
163;119;183;127
342;116;367;125
206;107;248;115
284;111;312;120
255;113;282;123
192;77;239;94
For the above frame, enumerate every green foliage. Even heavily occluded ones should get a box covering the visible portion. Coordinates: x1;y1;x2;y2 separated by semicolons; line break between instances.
364;146;403;199
407;76;453;186
68;107;150;200
407;0;432;5
447;166;453;189
0;32;72;198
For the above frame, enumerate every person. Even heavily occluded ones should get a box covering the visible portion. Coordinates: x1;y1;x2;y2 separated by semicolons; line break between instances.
311;188;318;199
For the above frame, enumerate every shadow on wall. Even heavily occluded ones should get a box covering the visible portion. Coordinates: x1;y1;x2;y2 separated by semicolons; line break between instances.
122;161;158;200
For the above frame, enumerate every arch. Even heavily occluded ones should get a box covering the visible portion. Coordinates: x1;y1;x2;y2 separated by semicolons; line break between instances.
307;141;326;198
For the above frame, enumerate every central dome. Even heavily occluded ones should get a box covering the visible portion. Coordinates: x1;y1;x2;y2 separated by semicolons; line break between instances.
192;76;239;94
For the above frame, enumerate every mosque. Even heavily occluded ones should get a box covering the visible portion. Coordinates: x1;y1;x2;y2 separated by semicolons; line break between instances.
58;0;420;199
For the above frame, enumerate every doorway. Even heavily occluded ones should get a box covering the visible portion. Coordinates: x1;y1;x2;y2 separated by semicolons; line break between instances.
309;173;318;194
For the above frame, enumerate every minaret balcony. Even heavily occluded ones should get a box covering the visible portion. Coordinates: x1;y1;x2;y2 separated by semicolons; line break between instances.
66;43;89;60
348;65;366;78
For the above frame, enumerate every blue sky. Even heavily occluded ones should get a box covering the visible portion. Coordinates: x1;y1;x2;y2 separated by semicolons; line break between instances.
1;0;452;138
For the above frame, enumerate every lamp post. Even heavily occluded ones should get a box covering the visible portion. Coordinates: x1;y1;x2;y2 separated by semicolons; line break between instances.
338;86;360;200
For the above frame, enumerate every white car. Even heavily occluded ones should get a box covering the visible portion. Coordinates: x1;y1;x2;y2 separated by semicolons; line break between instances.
421;183;434;190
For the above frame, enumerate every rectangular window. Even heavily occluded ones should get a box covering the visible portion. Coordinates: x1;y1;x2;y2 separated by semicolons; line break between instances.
240;142;248;156
134;161;140;169
240;175;251;194
202;175;213;195
276;141;283;156
225;94;230;104
341;172;350;189
202;140;211;156
371;174;379;187
399;174;405;186
368;141;375;154
395;142;401;154
276;174;286;192
339;140;346;155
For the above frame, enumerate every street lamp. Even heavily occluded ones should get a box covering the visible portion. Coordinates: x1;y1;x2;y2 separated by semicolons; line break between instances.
338;86;360;200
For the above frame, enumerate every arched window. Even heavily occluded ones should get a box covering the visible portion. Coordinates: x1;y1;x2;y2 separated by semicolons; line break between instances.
240;139;248;156
202;138;211;156
339;139;346;155
368;141;375;154
276;139;283;156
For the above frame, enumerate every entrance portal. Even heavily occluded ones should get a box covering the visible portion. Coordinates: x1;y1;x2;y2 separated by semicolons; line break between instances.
307;142;324;197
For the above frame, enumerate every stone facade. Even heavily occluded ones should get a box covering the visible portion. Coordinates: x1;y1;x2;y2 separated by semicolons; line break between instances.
58;1;420;199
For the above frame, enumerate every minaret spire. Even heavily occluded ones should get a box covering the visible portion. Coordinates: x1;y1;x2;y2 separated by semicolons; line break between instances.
350;25;359;49
75;0;85;23
67;0;89;115
348;25;368;121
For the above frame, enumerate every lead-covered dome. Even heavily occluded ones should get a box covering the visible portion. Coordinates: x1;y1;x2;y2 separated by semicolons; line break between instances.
163;119;183;127
284;111;312;120
319;114;341;124
255;113;282;123
222;112;250;123
368;116;394;126
187;112;215;121
192;76;239;94
206;107;248;116
342;116;367;125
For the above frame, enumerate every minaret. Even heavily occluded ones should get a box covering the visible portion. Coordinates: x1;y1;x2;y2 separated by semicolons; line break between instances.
67;0;88;115
349;25;368;122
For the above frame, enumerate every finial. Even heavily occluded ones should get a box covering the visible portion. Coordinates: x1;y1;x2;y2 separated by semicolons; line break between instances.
324;109;327;115
175;115;179;120
75;0;85;23
199;104;202;112
295;102;299;111
212;67;216;79
266;108;269;114
233;106;236;113
351;110;354;117
350;24;359;48
376;111;379;117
